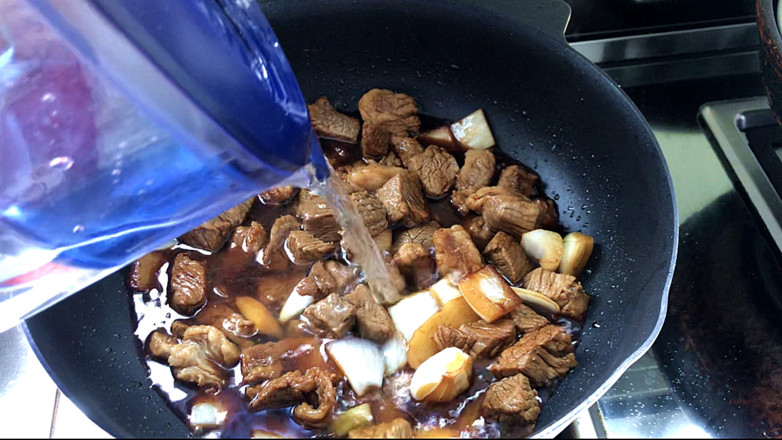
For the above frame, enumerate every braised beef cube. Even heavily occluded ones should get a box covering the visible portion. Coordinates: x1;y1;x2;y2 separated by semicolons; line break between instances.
481;374;541;429
432;225;483;278
287;230;336;264
465;186;526;214
456;149;496;191
379;151;403;167
171;320;190;339
262;215;300;270
194;303;257;349
391;135;425;167
391;221;440;254
260;186;299;205
482;194;545;238
241;341;285;384
349;191;389;237
407;145;459;198
347;418;414;439
379;115;421;136
180;198;255;252
393;243;436;290
167;325;241;391
128;251;167;292
302;293;357;338
497;165;539;197
230;221;268;255
358;89;418;124
361;121;393;159
510;303;551;334
308;96;361;143
147;330;177;361
373;229;393;254
522;268;590;319
297;190;341;242
376;171;430;227
346;164;405;192
169;253;207;315
483;231;533;284
462;216;494;250
246;367;336;428
450;187;476;215
299;260;358;300
344;284;395;343
491;325;578;386
533;197;560;230
434;319;515;358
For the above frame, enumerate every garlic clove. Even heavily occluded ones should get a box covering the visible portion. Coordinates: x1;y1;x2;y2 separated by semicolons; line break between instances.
409;347;473;402
559;232;594;277
521;229;564;272
511;287;561;314
278;286;315;323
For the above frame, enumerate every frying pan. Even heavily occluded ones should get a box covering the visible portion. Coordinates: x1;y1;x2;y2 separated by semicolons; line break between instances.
23;0;678;437
759;0;782;124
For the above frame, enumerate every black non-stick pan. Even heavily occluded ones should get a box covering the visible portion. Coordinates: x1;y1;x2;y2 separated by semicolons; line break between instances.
24;0;678;437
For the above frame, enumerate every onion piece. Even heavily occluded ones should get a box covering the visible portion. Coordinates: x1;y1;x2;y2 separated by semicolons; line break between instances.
330;403;374;436
429;277;462;306
511;287;561;314
327;338;385;396
559;232;594;277
382;332;409;376
450;109;495;150
521;229;564;272
235;296;283;338
417;126;458;151
409;347;473;402
387;290;440;341
278;287;315;323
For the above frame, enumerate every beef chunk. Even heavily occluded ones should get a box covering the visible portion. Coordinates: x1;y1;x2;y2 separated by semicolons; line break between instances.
373;229;393;254
171;320;190;339
287;230;336;264
128;251;167;292
434;319;516;358
391;135;425;167
406;145;459;199
241;338;331;385
358;89;418;124
302;293;357;338
510;303;551;334
462;216;494;250
432;225;483;278
299;260;358;300
349;191;389;237
169;254;207;316
450;187;476;216
361;121;393;158
261;215;300;270
457;149;495;190
533;197;560;230
391;221;440;254
166;325;241;391
482;194;545;238
194;303;257;349
393;243;436;290
347;418;413;439
308;96;361;143
497;165;539;197
379;151;402;167
247;367;336;428
260;186;299;205
465;186;526;214
180;198;254;252
522;268;590;319
344;284;395;343
491;325;577;386
376;171;430;227
230;221;268;255
483;231;533;284
346;164;405;192
297;190;341;242
481;374;541;429
147;330;177;361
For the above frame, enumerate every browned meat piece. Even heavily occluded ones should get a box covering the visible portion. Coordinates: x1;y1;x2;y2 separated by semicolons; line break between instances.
344;284;395;343
261;215;300;271
434;319;516;358
127;251;167;292
533;197;560;230
241;337;331;385
260;185;299;205
349;191;389;237
462;216;494;250
483;231;533;284
358;89;418;124
171;320;190;339
432;225;483;278
391;221;440;254
407;145;459;198
391;135;424;167
379;115;420;136
230;221;268;255
373;229;393;254
481;374;541;428
393;243;436;290
450;187;476;215
147;330;177;361
346;164;405;192
287;230;336;264
323;139;361;168
497;165;539;197
361;121;393;158
255;267;309;310
482;194;545;238
347;418;413;439
167;325;241;391
522;268;590;319
457;150;495;190
169;254;207;316
465;186;526;214
511;303;551;334
308;96;361;143
194;303;257;349
302;293;357;338
298;260;358;300
376;171;430;227
247;367;336;428
491;325;578;386
297;191;341;242
180;198;254;252
379;151;403;167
